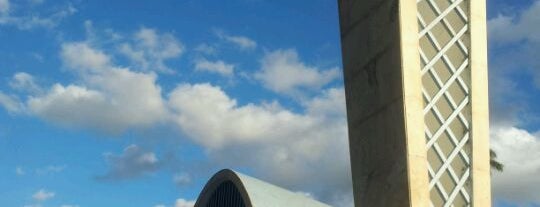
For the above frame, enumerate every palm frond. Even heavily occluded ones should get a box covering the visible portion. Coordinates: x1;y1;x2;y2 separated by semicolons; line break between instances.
490;149;504;172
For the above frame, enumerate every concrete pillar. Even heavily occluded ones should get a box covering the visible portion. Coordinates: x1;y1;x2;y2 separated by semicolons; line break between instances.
337;0;490;206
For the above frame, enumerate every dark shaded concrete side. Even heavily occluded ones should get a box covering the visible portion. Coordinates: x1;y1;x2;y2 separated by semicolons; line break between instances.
337;0;411;206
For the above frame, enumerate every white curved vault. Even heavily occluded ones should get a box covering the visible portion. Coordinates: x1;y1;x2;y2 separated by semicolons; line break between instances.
195;169;331;207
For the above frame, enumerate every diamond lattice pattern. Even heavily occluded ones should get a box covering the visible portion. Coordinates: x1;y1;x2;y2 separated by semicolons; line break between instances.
417;0;472;206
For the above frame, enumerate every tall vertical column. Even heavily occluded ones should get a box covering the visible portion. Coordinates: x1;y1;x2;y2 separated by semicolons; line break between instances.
337;0;490;206
337;0;429;206
470;0;491;205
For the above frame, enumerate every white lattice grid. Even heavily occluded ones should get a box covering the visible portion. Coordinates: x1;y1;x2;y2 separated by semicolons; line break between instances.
417;0;472;206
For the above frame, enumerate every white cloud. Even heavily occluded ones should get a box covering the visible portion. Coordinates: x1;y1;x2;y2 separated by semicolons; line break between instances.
10;72;42;94
491;125;540;204
61;42;111;71
28;84;109;128
303;87;347;118
168;83;305;148
119;27;184;73
487;0;540;91
194;43;217;55
194;58;234;77
29;42;167;133
255;49;340;96
487;1;540;107
6;22;351;205
9;28;176;134
168;83;351;205
27;81;163;134
0;0;9;15
173;173;191;186
0;3;76;30
154;205;166;207
486;3;540;205
11;43;349;203
488;15;515;43
175;199;195;207
97;144;161;180
488;1;540;44
0;91;22;113
32;189;55;201
216;31;256;50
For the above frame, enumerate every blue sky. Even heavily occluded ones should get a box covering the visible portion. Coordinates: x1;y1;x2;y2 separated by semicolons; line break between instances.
0;0;539;207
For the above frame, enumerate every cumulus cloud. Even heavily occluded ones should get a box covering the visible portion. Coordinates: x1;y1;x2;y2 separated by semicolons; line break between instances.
487;1;540;126
303;87;347;118
18;42;350;203
255;49;340;96
173;173;191;186
97;145;162;180
28;84;109;128
61;42;111;71
216;31;256;50
28;81;163;133
175;199;195;207
6;27;182;134
6;22;351;206
491;125;540;204
0;91;22;113
119;27;184;73
488;15;515;43
32;189;55;201
28;42;166;133
194;58;234;77
486;2;540;205
9;72;42;94
169;83;306;148
488;1;540;44
487;1;540;91
168;83;351;205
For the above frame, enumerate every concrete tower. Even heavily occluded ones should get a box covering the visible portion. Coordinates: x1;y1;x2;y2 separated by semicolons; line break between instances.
337;0;490;206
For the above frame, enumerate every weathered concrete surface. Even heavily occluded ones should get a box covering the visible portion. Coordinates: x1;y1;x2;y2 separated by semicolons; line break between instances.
337;0;429;206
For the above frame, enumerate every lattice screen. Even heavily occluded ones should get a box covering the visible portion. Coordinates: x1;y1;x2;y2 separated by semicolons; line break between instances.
417;0;472;206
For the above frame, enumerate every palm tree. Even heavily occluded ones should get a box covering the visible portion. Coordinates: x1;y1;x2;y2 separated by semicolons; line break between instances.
490;149;504;172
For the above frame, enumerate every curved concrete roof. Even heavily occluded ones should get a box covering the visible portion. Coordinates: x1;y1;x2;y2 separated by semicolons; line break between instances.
195;169;331;207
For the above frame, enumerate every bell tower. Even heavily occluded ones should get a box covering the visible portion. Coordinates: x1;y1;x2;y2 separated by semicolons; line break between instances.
337;0;491;206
